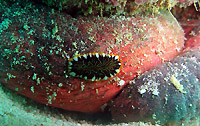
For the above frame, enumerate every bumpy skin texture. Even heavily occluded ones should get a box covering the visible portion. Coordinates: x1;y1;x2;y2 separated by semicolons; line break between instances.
110;16;200;124
0;1;184;113
110;48;200;124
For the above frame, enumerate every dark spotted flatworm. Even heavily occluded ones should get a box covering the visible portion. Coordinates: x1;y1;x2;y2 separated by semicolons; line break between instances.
68;53;122;81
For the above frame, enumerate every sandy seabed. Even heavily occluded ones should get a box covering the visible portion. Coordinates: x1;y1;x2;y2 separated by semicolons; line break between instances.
0;83;157;126
0;83;200;126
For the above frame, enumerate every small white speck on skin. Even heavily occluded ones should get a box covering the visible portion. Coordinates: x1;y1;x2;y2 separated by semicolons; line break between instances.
30;86;34;93
118;80;125;86
58;83;63;87
32;73;37;80
152;88;159;96
96;89;99;94
138;88;146;94
81;84;85;91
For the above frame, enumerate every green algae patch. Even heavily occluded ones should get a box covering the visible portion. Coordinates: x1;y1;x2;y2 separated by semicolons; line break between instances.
37;0;199;16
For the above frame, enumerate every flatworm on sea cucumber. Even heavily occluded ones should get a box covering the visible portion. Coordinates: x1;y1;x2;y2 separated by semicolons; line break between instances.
68;53;122;81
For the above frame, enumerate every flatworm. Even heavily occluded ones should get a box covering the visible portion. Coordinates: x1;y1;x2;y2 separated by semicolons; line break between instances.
68;53;122;81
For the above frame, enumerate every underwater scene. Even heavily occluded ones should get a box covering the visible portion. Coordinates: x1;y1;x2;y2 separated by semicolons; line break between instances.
0;0;200;125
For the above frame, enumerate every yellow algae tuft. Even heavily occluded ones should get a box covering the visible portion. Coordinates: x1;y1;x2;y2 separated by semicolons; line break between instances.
170;74;186;94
